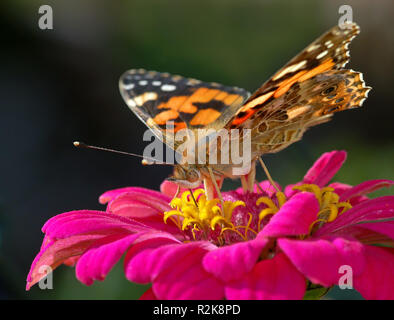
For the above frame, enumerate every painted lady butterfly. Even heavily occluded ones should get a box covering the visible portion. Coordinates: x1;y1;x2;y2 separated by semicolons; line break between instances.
119;22;370;199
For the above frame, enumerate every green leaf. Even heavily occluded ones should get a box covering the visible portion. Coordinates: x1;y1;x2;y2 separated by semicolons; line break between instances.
303;287;330;300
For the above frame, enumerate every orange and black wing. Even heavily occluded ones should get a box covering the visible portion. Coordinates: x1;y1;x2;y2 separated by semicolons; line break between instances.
119;69;249;147
226;22;369;131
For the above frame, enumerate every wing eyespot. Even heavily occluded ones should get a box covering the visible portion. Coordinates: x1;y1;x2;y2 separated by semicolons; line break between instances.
322;86;337;96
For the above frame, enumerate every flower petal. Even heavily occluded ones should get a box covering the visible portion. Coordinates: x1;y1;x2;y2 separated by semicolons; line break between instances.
26;234;105;290
260;192;319;237
339;179;394;202
100;187;170;205
42;210;149;239
124;235;182;284
160;180;203;198
203;238;269;282
316;196;394;236
328;182;368;206
225;253;306;300
278;237;366;287
327;225;394;246
160;180;182;198
26;210;163;290
303;150;347;187
357;221;394;241
108;191;171;218
76;233;143;285
125;241;223;299
353;245;394;300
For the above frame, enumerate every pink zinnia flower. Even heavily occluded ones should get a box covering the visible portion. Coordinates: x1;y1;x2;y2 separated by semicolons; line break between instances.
27;151;394;300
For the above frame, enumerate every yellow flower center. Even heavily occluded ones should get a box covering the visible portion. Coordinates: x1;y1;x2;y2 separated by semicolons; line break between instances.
256;184;352;236
163;189;248;244
293;184;352;234
256;191;287;231
164;184;352;244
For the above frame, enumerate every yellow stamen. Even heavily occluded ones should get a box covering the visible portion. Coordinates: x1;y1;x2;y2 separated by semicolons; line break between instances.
293;184;353;236
163;189;245;242
256;191;287;231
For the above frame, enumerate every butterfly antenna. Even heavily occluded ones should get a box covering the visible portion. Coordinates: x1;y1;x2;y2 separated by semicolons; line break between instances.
73;141;174;166
258;157;280;193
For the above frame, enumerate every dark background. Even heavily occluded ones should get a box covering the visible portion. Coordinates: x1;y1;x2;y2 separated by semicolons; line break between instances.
0;0;393;299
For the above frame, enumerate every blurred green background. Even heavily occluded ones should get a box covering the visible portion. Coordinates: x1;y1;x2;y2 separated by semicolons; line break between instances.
0;0;392;299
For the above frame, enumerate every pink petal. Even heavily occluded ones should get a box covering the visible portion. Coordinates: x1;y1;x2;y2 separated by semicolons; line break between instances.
125;242;223;299
103;192;181;235
260;192;319;237
225;253;305;300
99;187;139;204
316;196;394;236
203;238;269;282
160;180;183;198
339;179;394;202
100;187;170;205
63;256;80;266
328;182;368;206
278;237;366;287
126;215;183;235
328;225;394;246
354;245;394;300
328;182;352;194
303;150;347;187
76;233;143;285
124;235;183;284
284;182;302;198
26;234;105;290
160;180;204;198
42;210;150;239
108;190;171;218
358;221;394;241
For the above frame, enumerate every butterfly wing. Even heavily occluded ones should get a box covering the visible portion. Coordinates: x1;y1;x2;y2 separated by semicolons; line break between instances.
119;69;250;148
221;22;370;157
249;69;370;156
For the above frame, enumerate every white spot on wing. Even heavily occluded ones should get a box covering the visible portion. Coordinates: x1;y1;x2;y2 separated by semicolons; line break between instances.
123;83;135;90
139;80;148;86
316;50;328;59
161;84;176;92
306;43;321;52
134;92;158;105
152;81;161;86
272;60;307;81
325;40;333;48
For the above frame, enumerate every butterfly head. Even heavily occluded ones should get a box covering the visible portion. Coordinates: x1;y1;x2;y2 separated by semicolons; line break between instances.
167;164;202;189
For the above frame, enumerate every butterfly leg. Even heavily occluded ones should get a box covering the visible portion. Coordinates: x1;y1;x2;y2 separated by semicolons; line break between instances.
206;166;224;203
246;160;257;192
240;176;248;192
203;178;215;200
258;157;280;193
240;160;259;193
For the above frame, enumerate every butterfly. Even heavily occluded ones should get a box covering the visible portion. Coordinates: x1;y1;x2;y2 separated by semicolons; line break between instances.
119;22;371;199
